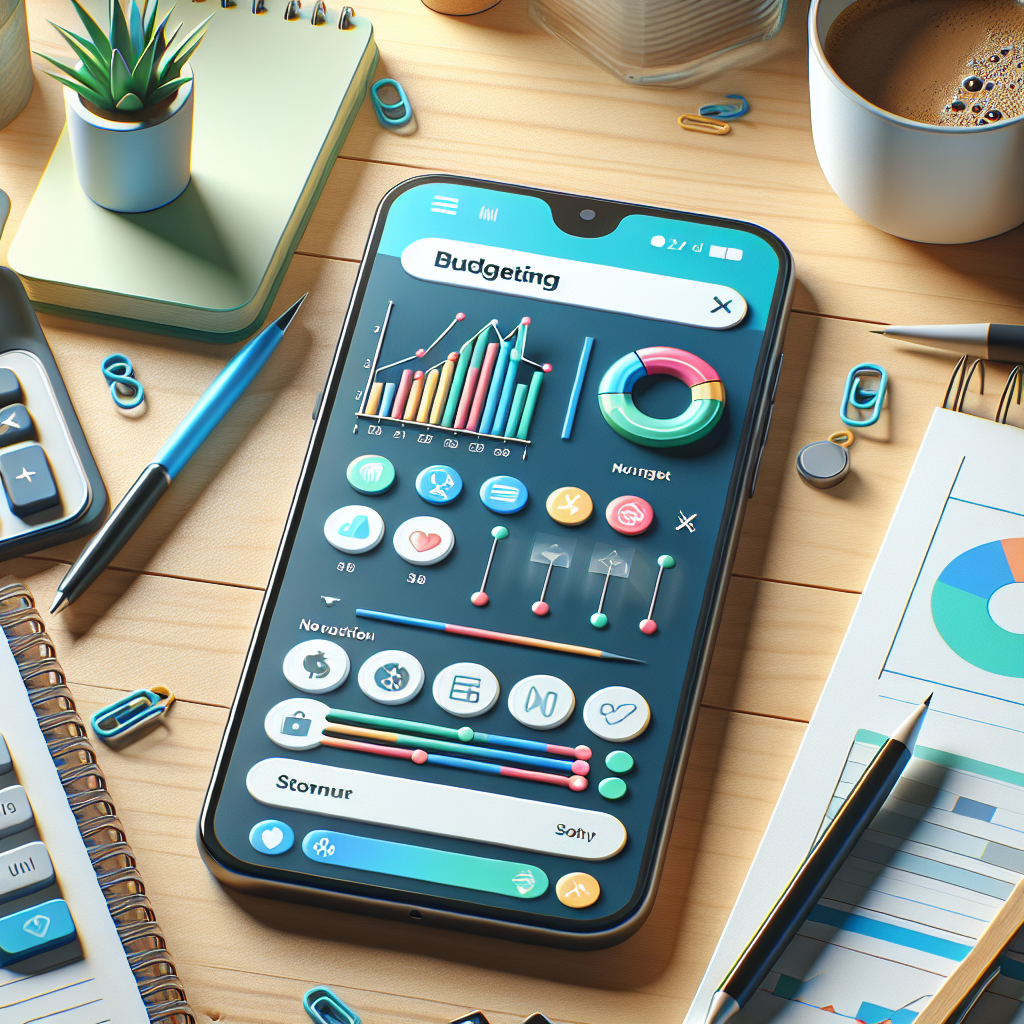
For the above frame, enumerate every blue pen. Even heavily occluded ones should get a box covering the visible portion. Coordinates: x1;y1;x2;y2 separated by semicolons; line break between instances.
51;295;305;612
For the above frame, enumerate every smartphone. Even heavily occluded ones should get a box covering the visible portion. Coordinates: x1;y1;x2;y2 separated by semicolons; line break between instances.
199;175;793;948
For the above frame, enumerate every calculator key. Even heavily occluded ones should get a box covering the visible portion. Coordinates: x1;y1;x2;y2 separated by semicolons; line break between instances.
0;898;77;967
346;454;395;495
480;475;528;514
0;785;33;839
249;818;294;855
432;662;500;717
0;404;35;447
324;505;385;554
283;639;350;694
555;871;600;908
583;686;650;742
0;842;54;902
0;369;21;408
415;464;463;505
0;735;10;775
0;445;60;517
393;515;455;566
507;675;575;730
357;650;425;705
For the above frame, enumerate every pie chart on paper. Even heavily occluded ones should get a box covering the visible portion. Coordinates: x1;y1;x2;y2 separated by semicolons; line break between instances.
931;538;1024;678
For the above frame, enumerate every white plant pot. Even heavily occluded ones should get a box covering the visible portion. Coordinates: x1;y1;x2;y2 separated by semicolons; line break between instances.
64;65;193;214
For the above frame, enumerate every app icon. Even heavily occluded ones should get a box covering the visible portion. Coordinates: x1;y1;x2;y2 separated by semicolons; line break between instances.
264;697;329;751
508;675;575;730
358;650;425;705
432;662;499;717
283;639;350;694
346;454;395;494
324;505;385;554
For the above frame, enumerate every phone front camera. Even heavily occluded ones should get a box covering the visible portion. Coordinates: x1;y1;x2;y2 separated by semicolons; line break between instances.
579;209;597;221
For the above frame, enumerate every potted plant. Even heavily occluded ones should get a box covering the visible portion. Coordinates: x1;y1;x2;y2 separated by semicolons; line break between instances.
39;0;211;212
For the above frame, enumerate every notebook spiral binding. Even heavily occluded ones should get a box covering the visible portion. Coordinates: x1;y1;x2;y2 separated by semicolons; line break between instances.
943;354;1023;425
0;578;195;1024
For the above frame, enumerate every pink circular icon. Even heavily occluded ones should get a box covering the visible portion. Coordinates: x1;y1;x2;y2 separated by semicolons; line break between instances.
606;495;654;536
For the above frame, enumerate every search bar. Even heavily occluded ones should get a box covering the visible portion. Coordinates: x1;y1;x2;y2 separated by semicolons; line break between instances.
400;238;747;330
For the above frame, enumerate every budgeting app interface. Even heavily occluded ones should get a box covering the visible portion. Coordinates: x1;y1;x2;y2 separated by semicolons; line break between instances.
211;181;784;928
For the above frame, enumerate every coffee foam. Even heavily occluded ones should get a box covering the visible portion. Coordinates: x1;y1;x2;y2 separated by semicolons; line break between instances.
825;0;1024;127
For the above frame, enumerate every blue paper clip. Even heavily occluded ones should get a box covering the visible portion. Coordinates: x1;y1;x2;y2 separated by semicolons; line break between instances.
90;685;175;747
840;362;888;427
102;353;145;410
303;987;361;1024
698;94;749;119
371;79;413;129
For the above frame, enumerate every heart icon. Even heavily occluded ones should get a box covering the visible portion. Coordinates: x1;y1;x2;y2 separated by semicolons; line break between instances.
600;702;637;726
262;827;284;850
410;531;441;552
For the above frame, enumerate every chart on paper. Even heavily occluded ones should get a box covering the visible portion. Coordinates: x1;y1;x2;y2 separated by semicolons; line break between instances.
687;409;1024;1024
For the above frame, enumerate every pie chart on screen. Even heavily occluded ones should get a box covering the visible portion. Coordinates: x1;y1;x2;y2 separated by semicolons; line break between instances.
931;538;1024;678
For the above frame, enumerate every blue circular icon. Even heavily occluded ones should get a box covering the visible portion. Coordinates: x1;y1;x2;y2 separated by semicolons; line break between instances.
480;475;528;514
249;819;294;855
415;464;463;505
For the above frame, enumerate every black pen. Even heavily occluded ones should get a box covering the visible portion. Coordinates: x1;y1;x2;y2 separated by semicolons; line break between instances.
871;323;1024;363
703;695;932;1024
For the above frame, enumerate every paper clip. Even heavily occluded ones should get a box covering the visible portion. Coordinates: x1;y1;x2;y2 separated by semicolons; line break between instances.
303;987;361;1024
371;79;413;129
840;362;887;427
101;353;145;410
698;94;749;119
90;685;175;747
677;113;731;136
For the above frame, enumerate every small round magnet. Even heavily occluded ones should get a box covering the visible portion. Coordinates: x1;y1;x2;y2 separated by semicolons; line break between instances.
796;430;853;489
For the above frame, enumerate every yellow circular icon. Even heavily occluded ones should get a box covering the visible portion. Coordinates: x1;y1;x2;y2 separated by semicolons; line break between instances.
545;486;594;526
555;871;600;908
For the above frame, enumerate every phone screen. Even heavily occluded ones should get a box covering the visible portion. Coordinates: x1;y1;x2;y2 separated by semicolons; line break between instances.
201;177;792;945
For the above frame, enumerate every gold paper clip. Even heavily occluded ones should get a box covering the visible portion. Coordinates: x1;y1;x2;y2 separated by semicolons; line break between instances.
677;113;731;136
90;685;175;747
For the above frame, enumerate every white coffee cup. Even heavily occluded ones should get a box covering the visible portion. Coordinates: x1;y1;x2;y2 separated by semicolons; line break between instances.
808;0;1024;244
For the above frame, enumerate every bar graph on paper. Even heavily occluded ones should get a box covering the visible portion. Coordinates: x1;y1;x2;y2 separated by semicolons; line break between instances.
356;304;552;444
741;737;1024;1024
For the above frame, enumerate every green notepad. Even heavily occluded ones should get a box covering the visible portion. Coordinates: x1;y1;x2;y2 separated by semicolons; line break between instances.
9;0;377;342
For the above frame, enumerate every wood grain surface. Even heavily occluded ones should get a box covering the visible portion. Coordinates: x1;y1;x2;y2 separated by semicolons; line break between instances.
1;0;1021;1021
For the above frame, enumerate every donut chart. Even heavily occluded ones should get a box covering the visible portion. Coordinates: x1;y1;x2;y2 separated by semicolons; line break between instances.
597;346;725;448
931;537;1024;678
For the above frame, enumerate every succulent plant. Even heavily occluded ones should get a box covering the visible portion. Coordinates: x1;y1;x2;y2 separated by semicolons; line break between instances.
38;0;211;114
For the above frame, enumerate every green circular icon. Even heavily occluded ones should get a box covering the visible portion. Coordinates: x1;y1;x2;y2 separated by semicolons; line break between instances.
598;777;628;800
604;750;634;774
347;454;395;495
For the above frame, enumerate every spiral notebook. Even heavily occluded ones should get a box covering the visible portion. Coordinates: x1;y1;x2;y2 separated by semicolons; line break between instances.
687;370;1024;1024
8;0;377;343
0;579;193;1024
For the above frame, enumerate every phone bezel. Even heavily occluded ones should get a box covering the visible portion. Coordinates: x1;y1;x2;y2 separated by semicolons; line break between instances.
198;174;794;949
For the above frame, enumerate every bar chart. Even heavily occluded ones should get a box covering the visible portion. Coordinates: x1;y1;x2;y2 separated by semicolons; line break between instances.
743;735;1024;1023
357;303;552;444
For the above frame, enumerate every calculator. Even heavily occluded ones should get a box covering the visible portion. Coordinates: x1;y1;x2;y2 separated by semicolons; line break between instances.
0;269;107;558
199;177;793;947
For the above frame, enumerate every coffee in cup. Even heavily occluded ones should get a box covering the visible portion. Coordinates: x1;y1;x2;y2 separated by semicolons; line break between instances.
824;0;1024;127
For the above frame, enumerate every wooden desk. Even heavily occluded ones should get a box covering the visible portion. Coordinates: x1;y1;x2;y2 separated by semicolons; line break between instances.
1;1;1021;1021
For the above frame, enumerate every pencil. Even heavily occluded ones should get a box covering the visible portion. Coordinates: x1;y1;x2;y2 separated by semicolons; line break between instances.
915;875;1024;1024
703;696;932;1024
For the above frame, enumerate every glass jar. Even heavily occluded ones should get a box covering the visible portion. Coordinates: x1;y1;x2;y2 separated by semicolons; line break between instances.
529;0;788;85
